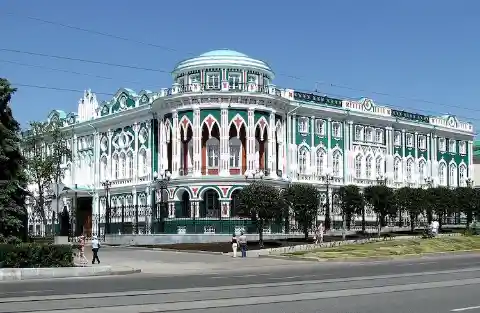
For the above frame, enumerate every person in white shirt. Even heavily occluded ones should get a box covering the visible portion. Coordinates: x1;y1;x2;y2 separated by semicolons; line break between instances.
91;235;101;264
238;232;247;258
231;233;238;258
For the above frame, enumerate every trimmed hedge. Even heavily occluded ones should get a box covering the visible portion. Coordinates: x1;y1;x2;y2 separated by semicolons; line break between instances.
0;243;74;268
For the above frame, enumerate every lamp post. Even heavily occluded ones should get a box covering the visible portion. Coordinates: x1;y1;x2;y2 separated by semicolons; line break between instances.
152;169;171;233
101;180;112;236
466;178;474;188
323;168;334;231
424;177;434;188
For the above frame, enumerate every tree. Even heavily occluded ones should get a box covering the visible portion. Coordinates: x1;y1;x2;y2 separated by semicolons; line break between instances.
363;185;396;237
395;187;424;232
337;185;364;233
0;78;28;243
22;119;71;231
429;187;454;230
284;183;321;239
455;187;477;228
238;181;285;248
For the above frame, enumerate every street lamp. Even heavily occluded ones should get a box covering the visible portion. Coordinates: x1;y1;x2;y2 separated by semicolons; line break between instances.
323;168;334;231
101;180;112;236
466;178;474;188
244;169;264;180
152;169;171;233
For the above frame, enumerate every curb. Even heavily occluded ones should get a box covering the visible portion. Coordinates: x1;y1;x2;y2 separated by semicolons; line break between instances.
260;249;480;263
0;266;142;282
104;245;227;256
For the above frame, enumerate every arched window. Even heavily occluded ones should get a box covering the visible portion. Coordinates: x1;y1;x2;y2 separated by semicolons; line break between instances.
438;163;446;185
206;138;220;168
138;149;147;176
406;158;413;181
316;148;325;176
100;156;107;180
298;147;309;174
333;151;341;176
449;163;457;187
394;157;401;181
112;154;119;179
120;152;126;178
418;160;426;183
355;155;362;178
459;164;467;186
375;156;383;177
229;138;241;168
127;151;134;178
365;155;372;179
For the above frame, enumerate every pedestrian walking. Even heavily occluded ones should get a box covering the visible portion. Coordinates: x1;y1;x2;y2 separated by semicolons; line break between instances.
77;235;88;266
231;233;238;258
91;235;101;264
238;231;247;258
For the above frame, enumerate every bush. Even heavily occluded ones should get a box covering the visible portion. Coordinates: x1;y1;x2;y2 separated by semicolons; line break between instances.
0;243;74;268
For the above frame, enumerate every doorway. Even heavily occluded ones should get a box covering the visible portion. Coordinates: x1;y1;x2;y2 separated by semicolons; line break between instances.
76;197;93;237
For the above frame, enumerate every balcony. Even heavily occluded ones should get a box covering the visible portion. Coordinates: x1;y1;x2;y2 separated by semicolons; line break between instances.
159;83;284;98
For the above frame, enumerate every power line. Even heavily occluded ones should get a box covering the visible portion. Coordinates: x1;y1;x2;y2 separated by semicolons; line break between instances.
7;81;480;124
0;48;170;74
5;12;475;115
0;59;147;87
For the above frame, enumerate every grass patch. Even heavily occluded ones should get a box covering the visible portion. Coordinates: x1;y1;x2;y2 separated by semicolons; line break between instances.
285;236;480;260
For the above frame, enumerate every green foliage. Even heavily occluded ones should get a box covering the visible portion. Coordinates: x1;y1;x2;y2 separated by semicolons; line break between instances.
337;185;364;229
0;243;74;268
363;185;396;227
238;181;284;246
395;187;424;232
456;187;477;227
0;78;28;243
22;119;71;223
284;183;321;238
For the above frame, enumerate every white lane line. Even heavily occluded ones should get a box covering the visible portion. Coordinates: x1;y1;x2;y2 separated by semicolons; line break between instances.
2;289;55;295
451;305;480;312
210;273;272;279
396;261;439;267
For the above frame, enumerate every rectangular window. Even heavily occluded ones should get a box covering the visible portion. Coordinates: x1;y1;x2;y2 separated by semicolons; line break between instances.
449;140;456;153
459;141;467;154
298;117;309;133
332;122;342;137
439;138;446;151
365;127;373;141
394;131;401;146
355;126;363;141
228;73;241;90
207;145;219;167
190;73;200;84
406;134;413;147
375;129;383;143
418;135;426;149
247;74;257;83
229;146;240;167
206;73;220;90
315;119;325;136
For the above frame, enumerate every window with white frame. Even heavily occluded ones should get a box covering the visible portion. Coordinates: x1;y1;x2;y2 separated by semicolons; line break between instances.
375;129;383;143
189;73;200;84
418;135;426;150
449;164;457;186
298;117;309;133
394;157;401;181
459;164;467;185
138;149;147;176
315;119;325;136
438;138;446;151
333;151;341;176
316;149;325;176
394;131;401;146
449;139;456;153
355;155;362;178
406;133;414;147
112;154;119;179
127;151;133;178
332;122;342;137
228;73;241;90
375;156;382;176
100;156;107;180
298;147;309;174
229;140;241;168
418;160;426;182
206;72;220;89
365;127;373;141
207;144;219;167
247;74;257;83
355;125;363;141
406;158;413;181
438;163;446;185
365;156;372;179
459;141;467;154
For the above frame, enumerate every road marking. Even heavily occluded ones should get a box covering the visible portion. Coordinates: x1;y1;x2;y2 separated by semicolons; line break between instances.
210;273;271;279
396;261;439;267
452;305;480;312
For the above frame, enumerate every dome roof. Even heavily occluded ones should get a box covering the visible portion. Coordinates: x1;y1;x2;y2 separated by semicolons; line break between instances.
199;49;249;57
172;49;274;79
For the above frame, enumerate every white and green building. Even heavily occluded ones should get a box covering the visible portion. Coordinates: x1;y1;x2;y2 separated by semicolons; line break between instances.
26;49;475;239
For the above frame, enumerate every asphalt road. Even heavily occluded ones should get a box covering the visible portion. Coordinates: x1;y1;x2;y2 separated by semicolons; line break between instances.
1;253;480;298
2;264;480;312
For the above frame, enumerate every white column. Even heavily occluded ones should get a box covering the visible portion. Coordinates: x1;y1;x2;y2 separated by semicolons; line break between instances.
92;194;99;237
284;114;291;178
327;118;332;168
401;129;406;185
93;131;100;188
468;140;474;180
107;130;113;180
246;108;255;172
133;123;140;182
193;108;202;177
432;135;438;186
268;111;277;177
171;111;180;178
220;106;229;176
290;114;297;178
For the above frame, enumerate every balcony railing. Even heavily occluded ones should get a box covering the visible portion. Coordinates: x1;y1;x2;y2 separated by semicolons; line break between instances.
159;83;283;97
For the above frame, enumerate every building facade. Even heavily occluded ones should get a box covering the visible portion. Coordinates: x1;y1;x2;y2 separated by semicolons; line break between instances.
26;49;475;237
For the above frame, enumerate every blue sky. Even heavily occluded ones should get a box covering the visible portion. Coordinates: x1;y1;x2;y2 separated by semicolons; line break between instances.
2;0;479;132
